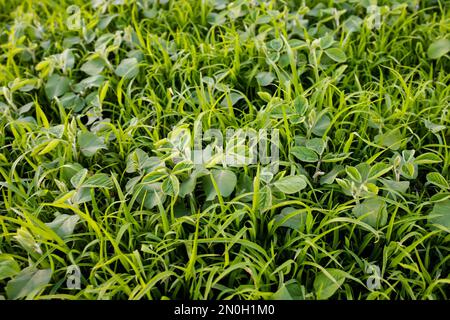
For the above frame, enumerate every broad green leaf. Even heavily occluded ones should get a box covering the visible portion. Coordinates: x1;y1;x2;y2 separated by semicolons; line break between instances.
346;166;362;183
428;200;450;229
291;146;319;162
6;268;52;300
77;132;106;157
271;280;305;300
312;114;331;136
267;38;283;51
368;163;392;181
45;214;80;238
380;179;410;194
126;149;162;173
319;34;335;49
45;74;70;99
14;227;42;255
162;174;180;196
427;39;450;59
206;12;227;25
335;178;353;196
374;130;404;150
257;185;272;212
82;173;113;189
274;207;307;231
70;168;88;189
61;163;84;183
0;255;20;281
314;268;346;300
179;175;197;197
324;48;347;63
352;197;388;228
293;95;309;115
203;169;237;200
343;15;363;33
71;187;92;204
136;182;166;209
257;91;272;102
306;138;326;155
400;162;417;180
256;72;275;86
426;172;449;190
59;92;85;112
115;58;139;79
73;75;106;93
320;165;344;185
415;153;442;165
273;175;307;194
424;120;446;134
321;152;351;163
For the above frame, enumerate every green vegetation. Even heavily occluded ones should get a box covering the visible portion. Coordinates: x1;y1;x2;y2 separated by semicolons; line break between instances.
0;0;449;300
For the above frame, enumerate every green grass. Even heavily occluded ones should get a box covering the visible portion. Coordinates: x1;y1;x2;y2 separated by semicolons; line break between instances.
0;0;449;300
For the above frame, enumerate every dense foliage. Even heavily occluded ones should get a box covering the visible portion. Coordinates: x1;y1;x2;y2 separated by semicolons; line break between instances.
0;0;449;300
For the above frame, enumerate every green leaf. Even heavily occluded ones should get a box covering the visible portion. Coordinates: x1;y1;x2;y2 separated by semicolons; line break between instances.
59;92;85;112
400;162;417;180
82;173;113;189
291;146;319;162
352;197;388;228
427;39;450;60
115;58;139;79
45;74;70;99
312;114;331;136
271;280;305;300
206;12;227;25
6;268;52;300
14;227;42;255
314;269;346;300
380;179;410;194
368;163;392;181
374;130;404;150
273;175;308;194
428;200;450;229
324;48;347;63
426;172;449;190
77;132;106;157
45;214;80;238
274;207;307;231
257;91;272;102
267;38;283;51
320;165;344;185
321;152;351;163
70;168;88;189
256;71;275;86
306;138;326;155
257;185;272;212
72;187;92;204
81;57;105;75
136;182;166;210
423;120;446;134
343;15;363;33
319;34;335;49
293;95;309;115
346;166;362;183
203;169;237;200
61;163;84;183
162;174;180;196
126;149;162;173
0;255;20;281
179;175;197;197
415;153;442;165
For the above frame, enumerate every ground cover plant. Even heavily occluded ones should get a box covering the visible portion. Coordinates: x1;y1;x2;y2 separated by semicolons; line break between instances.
0;0;449;300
